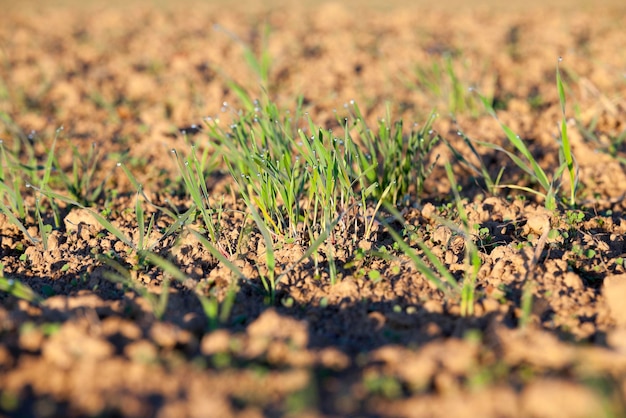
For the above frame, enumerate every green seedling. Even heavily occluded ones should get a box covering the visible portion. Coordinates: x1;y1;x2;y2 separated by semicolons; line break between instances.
556;58;578;207
0;276;43;305
383;162;481;316
245;184;277;303
443;128;505;195
404;54;487;117
98;254;170;320
29;180;192;254
214;22;273;109
474;91;565;210
206;102;303;238
171;147;221;244
470;60;578;210
348;102;440;205
208;99;358;245
383;207;458;297
190;199;345;303
31;128;63;250
519;215;550;329
445;162;481;316
139;251;237;330
52;141;107;206
0;128;63;246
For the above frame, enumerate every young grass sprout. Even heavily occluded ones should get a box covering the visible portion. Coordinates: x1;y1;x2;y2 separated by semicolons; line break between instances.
382;161;481;316
556;57;579;206
468;59;578;210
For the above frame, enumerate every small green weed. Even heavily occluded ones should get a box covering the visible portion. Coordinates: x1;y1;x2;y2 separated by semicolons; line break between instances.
469;59;578;210
0;274;43;305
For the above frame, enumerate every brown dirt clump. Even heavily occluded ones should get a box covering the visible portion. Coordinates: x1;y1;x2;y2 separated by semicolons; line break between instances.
1;0;626;417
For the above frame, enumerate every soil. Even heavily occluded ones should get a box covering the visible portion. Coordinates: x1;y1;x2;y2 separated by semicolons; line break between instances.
1;0;626;417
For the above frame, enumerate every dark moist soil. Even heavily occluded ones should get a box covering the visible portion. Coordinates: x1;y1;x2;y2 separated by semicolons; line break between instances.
2;1;626;417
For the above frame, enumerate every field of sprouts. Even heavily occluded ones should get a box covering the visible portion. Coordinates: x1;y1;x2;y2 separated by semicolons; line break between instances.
1;0;626;417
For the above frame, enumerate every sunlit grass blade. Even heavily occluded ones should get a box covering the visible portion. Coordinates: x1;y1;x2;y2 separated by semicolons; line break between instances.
246;184;277;302
556;59;577;206
445;162;479;316
171;148;219;243
34;197;49;250
382;204;458;296
385;220;457;295
476;93;550;190
136;188;145;250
